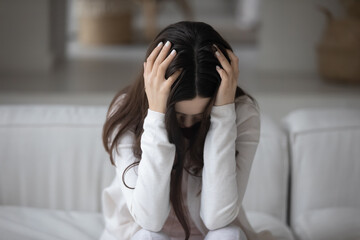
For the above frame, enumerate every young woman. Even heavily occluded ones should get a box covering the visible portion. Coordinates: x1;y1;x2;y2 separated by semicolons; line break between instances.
100;21;275;240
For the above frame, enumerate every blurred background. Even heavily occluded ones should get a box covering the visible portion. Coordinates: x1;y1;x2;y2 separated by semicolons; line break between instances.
0;0;360;122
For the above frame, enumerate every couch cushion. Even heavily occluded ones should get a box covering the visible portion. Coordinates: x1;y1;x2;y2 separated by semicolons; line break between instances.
247;212;294;240
293;207;360;240
0;104;291;232
282;108;360;238
0;105;115;212
0;205;103;240
0;206;294;240
243;113;290;224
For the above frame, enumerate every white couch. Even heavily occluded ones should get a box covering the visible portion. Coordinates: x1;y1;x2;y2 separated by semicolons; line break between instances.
0;104;359;240
281;109;360;240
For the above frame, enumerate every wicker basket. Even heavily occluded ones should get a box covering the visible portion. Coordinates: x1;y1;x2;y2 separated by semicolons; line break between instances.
341;0;360;19
316;6;360;84
77;0;133;45
317;44;360;84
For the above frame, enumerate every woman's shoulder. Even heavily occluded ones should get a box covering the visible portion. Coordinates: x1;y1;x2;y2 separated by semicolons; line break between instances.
234;94;260;116
234;95;261;137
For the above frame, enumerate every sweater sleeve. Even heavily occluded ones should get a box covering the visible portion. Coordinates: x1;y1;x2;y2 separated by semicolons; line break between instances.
113;109;176;232
200;99;261;230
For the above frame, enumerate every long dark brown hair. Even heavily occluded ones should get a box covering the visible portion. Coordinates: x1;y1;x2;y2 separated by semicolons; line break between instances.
102;21;258;239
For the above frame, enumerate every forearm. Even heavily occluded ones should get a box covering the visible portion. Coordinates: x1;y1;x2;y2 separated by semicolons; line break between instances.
200;103;239;230
123;109;176;231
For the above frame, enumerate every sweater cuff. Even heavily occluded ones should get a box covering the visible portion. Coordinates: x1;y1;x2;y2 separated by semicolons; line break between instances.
147;108;165;121
143;108;168;143
211;103;236;118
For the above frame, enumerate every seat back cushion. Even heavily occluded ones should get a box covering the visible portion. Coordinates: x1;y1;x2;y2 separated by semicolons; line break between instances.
0;105;291;219
282;108;360;233
0;105;115;212
243;112;290;223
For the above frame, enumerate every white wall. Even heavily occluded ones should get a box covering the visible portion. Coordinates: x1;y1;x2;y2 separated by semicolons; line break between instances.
258;0;344;74
0;0;66;72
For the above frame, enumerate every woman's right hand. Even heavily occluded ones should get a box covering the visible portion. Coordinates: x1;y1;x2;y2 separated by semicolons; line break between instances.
143;41;182;114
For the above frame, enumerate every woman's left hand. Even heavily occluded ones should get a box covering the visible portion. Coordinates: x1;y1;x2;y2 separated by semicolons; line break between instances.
213;45;239;106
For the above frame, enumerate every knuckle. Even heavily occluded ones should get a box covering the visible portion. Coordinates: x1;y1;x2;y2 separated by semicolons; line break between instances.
155;72;163;80
158;63;167;72
152;57;159;64
166;54;174;62
155;58;164;66
159;61;165;68
148;76;155;82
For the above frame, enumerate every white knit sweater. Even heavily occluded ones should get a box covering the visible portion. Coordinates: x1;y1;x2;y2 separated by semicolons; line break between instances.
99;95;272;240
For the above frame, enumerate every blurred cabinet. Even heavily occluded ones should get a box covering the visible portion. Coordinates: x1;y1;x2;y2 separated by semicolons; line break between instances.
257;0;343;75
0;0;66;72
77;0;133;45
137;0;193;41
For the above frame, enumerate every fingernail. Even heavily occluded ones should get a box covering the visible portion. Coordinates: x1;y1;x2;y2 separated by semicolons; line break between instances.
170;49;176;55
165;41;171;47
216;65;221;70
211;45;217;53
157;42;163;47
215;51;220;57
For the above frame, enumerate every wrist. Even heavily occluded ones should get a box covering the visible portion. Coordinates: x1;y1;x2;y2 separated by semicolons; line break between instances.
149;105;166;114
214;99;234;106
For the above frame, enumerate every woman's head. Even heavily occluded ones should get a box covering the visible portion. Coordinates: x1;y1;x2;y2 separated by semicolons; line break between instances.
142;21;236;144
175;96;211;128
144;21;233;114
102;21;257;240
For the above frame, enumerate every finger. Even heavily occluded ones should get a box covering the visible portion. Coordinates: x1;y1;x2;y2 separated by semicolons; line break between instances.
157;49;177;77
214;45;232;74
143;62;148;87
226;49;239;75
153;41;172;72
145;41;164;73
216;65;229;82
166;68;182;87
